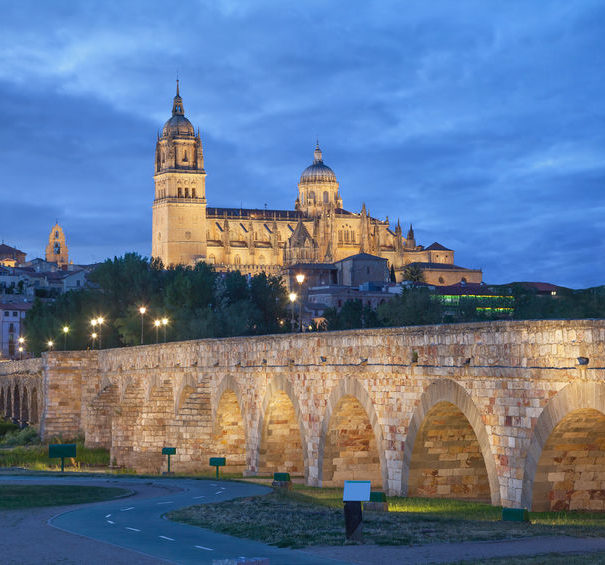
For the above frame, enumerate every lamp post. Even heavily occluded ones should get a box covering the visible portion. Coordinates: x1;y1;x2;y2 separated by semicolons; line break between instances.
18;346;23;360
96;316;105;349
47;340;54;351
18;337;25;360
295;273;305;332
154;319;161;344
289;292;297;332
139;306;147;345
62;326;69;350
91;332;97;350
161;317;168;343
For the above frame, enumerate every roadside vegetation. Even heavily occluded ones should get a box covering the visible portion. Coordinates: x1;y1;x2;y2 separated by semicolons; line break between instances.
0;485;129;509
454;553;605;565
168;485;605;548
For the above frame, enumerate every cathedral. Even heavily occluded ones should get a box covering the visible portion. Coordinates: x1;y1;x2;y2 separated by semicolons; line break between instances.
152;83;482;286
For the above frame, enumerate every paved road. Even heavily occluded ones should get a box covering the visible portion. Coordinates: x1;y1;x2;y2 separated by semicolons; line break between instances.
1;475;350;565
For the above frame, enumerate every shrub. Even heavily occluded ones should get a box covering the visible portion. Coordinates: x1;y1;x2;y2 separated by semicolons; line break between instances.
0;420;19;438
0;426;40;447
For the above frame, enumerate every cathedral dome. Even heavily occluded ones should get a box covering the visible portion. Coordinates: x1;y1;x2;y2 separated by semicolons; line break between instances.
299;144;337;184
162;80;195;138
162;114;195;137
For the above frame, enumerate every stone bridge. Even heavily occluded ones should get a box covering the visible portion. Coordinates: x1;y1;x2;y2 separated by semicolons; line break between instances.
1;320;605;512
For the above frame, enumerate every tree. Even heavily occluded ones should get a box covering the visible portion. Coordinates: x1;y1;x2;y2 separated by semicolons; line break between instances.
402;264;425;283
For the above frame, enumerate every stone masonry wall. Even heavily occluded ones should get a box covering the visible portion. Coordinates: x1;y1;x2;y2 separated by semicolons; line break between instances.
2;320;605;510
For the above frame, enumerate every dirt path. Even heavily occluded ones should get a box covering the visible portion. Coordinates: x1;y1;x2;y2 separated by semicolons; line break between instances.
303;535;605;564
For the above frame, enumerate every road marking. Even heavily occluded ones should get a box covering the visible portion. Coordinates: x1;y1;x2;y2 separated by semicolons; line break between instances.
106;520;115;525
159;535;175;541
120;506;135;511
126;527;141;532
195;545;214;551
156;501;173;505
193;495;206;499
215;491;223;494
105;514;111;518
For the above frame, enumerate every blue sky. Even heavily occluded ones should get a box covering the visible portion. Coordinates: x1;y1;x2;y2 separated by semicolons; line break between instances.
0;0;603;287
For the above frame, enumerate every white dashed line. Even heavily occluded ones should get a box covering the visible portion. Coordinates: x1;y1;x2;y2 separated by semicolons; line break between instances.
210;483;217;486
156;501;173;505
105;514;111;518
195;545;214;551
120;506;135;511
159;535;175;541
126;527;141;532
193;495;206;499
215;491;222;495
106;520;115;525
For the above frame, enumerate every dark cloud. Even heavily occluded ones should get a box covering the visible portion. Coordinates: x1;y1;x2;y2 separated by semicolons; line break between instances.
0;0;603;287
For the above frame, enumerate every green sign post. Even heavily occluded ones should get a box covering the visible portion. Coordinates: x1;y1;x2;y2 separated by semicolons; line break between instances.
162;447;176;474
49;443;76;473
209;457;226;479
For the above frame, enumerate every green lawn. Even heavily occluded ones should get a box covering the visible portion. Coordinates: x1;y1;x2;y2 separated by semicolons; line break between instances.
0;485;129;509
453;553;605;565
0;441;110;470
168;484;605;548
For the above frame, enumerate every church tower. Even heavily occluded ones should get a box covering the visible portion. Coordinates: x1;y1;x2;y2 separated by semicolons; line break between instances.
45;223;69;268
152;81;207;266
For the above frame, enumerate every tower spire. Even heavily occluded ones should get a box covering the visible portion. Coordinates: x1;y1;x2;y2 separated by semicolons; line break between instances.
172;79;184;116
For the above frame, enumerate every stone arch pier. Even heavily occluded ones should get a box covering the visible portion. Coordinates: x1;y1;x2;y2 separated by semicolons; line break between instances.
2;320;605;510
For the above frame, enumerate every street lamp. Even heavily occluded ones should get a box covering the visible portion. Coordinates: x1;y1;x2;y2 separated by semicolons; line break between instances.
96;316;105;349
18;337;25;360
161;317;168;343
154;319;161;344
18;346;23;360
91;332;98;349
295;273;305;332
139;306;147;345
47;340;54;351
62;326;69;350
289;292;297;332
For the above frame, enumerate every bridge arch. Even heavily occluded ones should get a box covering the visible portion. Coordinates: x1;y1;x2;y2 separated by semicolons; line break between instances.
212;375;248;473
521;381;605;511
402;379;500;505
253;374;308;479
318;378;387;490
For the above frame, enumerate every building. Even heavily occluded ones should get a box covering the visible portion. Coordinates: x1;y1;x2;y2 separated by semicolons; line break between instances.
0;302;31;359
45;223;70;268
0;244;26;267
151;83;482;285
433;282;514;318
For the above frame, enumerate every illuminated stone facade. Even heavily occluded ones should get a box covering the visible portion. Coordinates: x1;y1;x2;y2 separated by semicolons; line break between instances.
3;320;605;511
151;84;481;285
45;223;69;268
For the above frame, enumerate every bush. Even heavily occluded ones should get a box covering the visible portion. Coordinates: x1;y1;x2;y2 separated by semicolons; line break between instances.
0;426;40;447
0;420;19;438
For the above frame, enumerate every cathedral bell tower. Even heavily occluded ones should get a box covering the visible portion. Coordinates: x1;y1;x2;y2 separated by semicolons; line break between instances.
152;81;207;266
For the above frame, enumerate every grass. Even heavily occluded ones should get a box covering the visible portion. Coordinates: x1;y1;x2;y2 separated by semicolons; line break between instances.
0;484;129;510
0;440;110;470
167;484;605;549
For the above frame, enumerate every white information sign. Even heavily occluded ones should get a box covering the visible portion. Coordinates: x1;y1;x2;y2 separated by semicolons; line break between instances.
343;480;371;501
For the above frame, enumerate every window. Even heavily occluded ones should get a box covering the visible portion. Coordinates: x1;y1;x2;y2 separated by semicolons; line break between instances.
76;280;81;287
12;311;18;317
234;255;241;265
323;191;329;203
55;231;59;238
192;188;196;197
185;231;192;240
185;187;190;197
8;323;14;333
178;187;183;197
309;191;315;202
3;311;8;317
208;255;215;264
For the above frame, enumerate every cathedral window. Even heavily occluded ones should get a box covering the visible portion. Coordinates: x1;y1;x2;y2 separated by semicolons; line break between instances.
234;255;241;265
183;151;188;162
344;231;350;243
55;231;59;238
323;191;329;203
350;231;355;243
338;230;343;243
309;191;315;203
192;188;196;198
208;254;215;264
178;187;182;197
185;187;190;198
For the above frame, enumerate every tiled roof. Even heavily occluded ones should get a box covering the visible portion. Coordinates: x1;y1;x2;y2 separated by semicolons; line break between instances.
424;242;452;251
406;262;480;272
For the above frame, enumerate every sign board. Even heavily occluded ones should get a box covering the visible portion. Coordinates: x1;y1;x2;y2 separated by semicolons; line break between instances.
49;444;76;459
162;447;176;455
273;472;291;482
209;457;226;467
343;480;371;502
